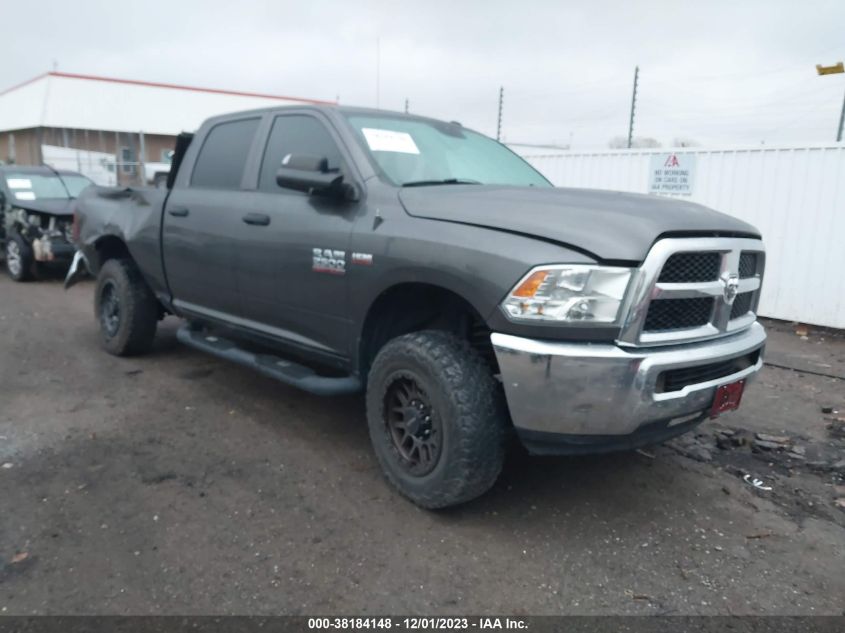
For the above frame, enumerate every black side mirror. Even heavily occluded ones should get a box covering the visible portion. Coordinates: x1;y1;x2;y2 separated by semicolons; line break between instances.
275;154;356;200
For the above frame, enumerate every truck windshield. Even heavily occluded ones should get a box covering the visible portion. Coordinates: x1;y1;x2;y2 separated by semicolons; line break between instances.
4;172;93;201
345;114;551;188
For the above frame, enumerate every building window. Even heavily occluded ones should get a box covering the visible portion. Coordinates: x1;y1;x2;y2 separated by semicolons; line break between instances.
120;146;135;175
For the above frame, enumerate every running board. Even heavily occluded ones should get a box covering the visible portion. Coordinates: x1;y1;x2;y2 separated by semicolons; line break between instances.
176;325;362;396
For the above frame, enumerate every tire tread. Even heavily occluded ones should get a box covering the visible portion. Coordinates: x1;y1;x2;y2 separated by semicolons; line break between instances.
366;330;507;509
96;258;158;356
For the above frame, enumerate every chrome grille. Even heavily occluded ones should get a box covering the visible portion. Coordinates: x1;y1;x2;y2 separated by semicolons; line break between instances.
618;237;765;347
643;297;714;331
658;252;720;283
739;252;758;278
730;292;754;319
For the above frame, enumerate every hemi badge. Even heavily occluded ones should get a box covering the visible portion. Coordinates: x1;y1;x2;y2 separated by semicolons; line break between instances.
351;252;374;266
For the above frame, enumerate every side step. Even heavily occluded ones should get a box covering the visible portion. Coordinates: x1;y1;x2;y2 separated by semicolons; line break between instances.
176;324;362;396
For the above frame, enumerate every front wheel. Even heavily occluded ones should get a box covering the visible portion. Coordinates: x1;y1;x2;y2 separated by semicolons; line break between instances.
95;258;159;356
5;232;34;282
366;330;507;509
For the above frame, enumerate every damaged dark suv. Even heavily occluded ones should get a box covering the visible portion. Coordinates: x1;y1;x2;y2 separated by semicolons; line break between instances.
0;166;93;281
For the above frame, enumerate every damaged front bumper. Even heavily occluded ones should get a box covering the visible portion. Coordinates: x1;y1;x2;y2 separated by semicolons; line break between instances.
492;322;766;455
32;234;76;264
64;250;90;289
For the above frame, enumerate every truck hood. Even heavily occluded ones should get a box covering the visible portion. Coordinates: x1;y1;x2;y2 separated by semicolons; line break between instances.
11;198;75;217
398;185;760;262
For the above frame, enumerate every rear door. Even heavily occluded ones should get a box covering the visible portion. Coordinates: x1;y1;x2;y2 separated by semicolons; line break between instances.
162;116;261;318
234;112;359;356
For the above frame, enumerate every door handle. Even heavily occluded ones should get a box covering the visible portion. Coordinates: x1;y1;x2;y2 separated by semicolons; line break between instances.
168;207;189;217
242;213;270;226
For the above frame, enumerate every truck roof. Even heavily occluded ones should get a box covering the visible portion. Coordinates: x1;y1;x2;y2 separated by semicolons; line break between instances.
202;103;462;129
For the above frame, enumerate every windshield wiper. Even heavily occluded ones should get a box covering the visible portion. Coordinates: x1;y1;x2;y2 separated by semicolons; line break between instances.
401;178;481;187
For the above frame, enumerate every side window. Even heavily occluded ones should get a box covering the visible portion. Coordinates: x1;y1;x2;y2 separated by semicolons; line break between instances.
258;115;344;192
191;118;260;189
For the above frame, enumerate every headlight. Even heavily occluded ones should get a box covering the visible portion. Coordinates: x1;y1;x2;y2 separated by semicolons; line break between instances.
501;265;633;324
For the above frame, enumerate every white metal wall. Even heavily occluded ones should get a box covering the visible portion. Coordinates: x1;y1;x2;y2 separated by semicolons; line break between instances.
518;145;845;329
41;144;117;186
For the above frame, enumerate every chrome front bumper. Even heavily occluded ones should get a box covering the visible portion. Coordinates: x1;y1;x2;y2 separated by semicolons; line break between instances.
492;322;766;452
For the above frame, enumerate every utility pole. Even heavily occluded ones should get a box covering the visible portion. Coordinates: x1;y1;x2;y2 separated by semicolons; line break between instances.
404;98;409;114
816;62;844;142
838;91;845;143
496;86;504;142
627;65;639;149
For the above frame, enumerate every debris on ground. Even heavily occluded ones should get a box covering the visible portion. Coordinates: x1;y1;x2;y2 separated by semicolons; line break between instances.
755;433;790;445
1;463;12;469
10;552;29;564
743;474;773;491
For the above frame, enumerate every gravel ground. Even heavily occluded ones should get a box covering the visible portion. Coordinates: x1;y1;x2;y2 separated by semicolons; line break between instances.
0;275;843;615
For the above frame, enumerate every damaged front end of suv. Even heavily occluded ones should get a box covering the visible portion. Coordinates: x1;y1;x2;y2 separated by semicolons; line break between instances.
0;166;93;282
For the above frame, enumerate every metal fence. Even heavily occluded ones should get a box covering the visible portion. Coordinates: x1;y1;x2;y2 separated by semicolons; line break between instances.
517;144;845;329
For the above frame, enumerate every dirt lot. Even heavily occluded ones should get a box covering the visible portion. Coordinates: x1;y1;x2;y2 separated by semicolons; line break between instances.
0;275;843;615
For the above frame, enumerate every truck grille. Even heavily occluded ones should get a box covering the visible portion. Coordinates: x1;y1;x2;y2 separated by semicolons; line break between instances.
658;349;761;393
738;252;758;278
730;292;754;319
658;252;721;283
619;237;765;347
643;298;714;331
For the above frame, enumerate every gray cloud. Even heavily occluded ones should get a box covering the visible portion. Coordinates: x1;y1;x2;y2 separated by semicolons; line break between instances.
2;0;843;147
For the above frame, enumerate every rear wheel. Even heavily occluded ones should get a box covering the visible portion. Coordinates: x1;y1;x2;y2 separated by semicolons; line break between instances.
95;258;159;356
366;330;507;509
5;232;34;282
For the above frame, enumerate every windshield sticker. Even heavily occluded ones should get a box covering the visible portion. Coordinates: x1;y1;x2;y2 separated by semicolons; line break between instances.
7;178;32;189
14;191;36;201
362;128;420;154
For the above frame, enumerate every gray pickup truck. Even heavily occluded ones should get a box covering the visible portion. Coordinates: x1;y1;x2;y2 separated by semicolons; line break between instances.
67;105;766;508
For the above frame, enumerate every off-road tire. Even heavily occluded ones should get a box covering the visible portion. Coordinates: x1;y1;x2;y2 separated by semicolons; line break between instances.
366;330;507;509
5;232;35;282
95;258;158;356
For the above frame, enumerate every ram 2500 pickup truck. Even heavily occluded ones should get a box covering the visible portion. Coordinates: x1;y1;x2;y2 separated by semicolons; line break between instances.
67;105;766;508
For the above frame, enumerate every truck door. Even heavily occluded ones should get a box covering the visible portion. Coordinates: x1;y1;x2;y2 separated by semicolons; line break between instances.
162;116;261;319
234;113;358;357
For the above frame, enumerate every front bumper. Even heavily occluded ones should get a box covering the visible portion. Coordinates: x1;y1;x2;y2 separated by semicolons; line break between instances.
492;322;766;455
32;235;75;263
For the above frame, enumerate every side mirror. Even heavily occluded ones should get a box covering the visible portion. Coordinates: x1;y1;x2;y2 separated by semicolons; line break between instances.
275;154;355;200
0;191;5;209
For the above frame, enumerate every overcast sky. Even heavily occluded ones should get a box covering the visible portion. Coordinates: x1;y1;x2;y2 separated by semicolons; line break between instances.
2;0;843;149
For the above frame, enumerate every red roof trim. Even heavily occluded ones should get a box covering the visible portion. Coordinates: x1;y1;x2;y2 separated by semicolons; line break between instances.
0;72;49;97
0;70;335;105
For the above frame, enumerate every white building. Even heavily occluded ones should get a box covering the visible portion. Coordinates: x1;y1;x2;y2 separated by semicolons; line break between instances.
0;71;330;184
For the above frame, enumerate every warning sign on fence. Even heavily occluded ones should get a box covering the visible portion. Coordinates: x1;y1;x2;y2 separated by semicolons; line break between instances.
648;153;696;196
